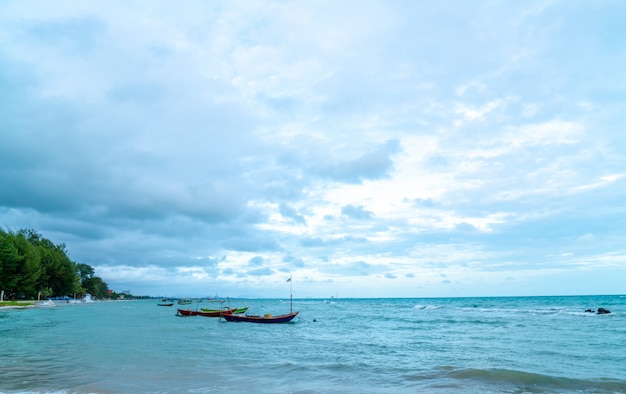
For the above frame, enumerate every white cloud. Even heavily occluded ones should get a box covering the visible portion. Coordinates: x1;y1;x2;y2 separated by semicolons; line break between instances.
1;0;626;297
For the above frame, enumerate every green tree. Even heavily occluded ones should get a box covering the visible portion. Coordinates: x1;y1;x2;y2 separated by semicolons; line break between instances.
0;229;20;294
76;263;95;282
19;229;78;297
1;228;110;300
39;244;77;296
83;276;109;299
11;231;42;299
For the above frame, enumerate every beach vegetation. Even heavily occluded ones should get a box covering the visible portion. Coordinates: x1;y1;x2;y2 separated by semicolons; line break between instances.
0;300;35;307
0;228;110;301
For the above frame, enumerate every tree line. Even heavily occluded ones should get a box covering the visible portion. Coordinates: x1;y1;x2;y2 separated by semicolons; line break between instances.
0;228;110;300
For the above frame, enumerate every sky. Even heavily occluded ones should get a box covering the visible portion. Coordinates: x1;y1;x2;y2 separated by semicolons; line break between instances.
1;1;625;299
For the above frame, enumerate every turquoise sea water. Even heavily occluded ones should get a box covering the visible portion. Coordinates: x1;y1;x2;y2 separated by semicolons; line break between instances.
1;295;625;393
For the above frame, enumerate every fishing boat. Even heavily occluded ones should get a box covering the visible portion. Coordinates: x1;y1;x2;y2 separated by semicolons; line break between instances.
201;306;248;314
221;311;299;324
221;275;299;324
176;308;236;317
157;297;174;306
199;297;248;314
198;308;236;317
176;308;198;316
177;298;193;305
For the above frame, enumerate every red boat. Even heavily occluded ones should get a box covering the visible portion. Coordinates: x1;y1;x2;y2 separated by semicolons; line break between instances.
177;308;235;317
221;311;299;324
220;275;299;323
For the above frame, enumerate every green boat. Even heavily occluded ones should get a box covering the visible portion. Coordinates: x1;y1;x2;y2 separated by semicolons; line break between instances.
201;306;248;314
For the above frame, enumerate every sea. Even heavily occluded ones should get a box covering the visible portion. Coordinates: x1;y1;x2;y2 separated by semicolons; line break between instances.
1;295;625;394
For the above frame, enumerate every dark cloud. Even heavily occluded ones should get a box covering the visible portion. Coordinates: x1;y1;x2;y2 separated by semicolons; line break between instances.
300;235;369;248
248;256;265;266
222;235;281;253
412;198;438;207
22;16;106;54
1;1;625;297
247;267;274;276
316;140;400;183
282;254;306;268
341;204;373;220
454;222;478;232
107;82;167;104
279;203;307;225
320;260;389;277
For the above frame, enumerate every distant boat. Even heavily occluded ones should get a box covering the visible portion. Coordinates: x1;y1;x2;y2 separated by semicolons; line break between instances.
177;298;193;305
158;303;174;307
221;311;299;324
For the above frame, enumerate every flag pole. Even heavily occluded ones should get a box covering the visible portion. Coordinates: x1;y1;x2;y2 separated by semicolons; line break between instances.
288;275;293;313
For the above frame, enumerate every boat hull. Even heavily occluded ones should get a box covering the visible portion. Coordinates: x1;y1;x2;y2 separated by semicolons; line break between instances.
201;306;248;314
177;308;235;317
222;311;299;324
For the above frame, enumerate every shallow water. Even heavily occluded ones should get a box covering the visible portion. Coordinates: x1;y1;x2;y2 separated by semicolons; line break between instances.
1;295;625;393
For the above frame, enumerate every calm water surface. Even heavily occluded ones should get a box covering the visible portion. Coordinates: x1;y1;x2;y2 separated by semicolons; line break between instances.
1;295;625;393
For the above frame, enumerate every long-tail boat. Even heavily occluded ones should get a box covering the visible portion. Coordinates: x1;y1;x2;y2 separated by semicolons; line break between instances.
177;308;236;317
222;275;299;323
201;306;248;314
221;311;299;324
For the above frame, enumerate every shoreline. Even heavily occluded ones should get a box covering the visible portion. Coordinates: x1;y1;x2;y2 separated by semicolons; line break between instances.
0;301;36;309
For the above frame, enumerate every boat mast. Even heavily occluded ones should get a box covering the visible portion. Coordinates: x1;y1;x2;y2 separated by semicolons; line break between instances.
287;275;292;313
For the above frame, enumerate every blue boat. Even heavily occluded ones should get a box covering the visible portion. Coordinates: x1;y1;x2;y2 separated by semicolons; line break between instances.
221;311;299;324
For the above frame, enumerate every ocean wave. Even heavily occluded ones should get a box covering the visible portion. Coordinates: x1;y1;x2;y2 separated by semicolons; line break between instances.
413;304;441;310
450;305;617;317
405;367;626;393
448;367;626;393
0;392;71;394
2;296;624;394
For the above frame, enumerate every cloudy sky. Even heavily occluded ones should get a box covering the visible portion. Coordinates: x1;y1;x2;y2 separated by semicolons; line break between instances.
1;1;625;298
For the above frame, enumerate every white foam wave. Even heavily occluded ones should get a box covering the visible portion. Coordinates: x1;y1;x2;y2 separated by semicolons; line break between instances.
414;304;441;310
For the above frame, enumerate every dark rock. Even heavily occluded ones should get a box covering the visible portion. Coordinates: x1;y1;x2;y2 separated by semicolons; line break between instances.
584;309;595;313
597;307;611;314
